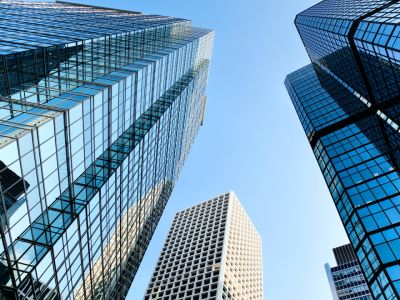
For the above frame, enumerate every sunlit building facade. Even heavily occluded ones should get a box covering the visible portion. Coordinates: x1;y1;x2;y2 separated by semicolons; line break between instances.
0;1;213;299
325;243;372;300
285;0;400;299
144;192;263;300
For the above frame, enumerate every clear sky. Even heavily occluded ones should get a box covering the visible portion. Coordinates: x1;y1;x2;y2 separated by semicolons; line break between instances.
68;0;349;299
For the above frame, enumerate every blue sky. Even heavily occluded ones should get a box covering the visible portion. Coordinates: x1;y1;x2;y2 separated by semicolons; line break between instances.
70;0;349;299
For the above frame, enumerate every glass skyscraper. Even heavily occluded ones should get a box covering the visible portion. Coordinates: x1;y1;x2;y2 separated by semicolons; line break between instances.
0;1;213;299
325;243;372;300
285;0;400;299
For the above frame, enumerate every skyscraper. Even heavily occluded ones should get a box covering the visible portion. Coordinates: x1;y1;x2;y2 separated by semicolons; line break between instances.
144;192;263;300
0;1;213;299
285;1;400;299
325;243;372;300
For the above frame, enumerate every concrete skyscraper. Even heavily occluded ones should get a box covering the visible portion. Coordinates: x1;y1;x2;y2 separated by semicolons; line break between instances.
285;0;400;299
144;192;263;300
325;244;372;300
0;1;213;299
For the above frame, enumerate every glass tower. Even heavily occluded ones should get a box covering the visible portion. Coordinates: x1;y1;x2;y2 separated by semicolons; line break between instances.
0;1;213;299
285;1;400;299
145;192;263;300
325;243;372;300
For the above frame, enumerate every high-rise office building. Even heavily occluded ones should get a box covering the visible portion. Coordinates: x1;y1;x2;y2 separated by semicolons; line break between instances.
285;1;400;299
325;243;372;300
144;192;263;300
0;1;213;299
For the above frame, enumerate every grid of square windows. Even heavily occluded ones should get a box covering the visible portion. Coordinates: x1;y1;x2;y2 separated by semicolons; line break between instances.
145;192;263;300
222;194;263;300
145;194;228;300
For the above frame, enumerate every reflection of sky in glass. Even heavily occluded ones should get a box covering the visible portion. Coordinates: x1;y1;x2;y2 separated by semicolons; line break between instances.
0;3;213;296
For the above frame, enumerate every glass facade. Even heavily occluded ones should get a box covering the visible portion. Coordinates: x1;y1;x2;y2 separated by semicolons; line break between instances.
326;244;373;300
0;1;213;299
286;1;400;299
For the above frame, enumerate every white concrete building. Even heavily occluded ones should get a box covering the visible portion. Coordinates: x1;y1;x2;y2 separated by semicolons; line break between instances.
144;191;263;300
